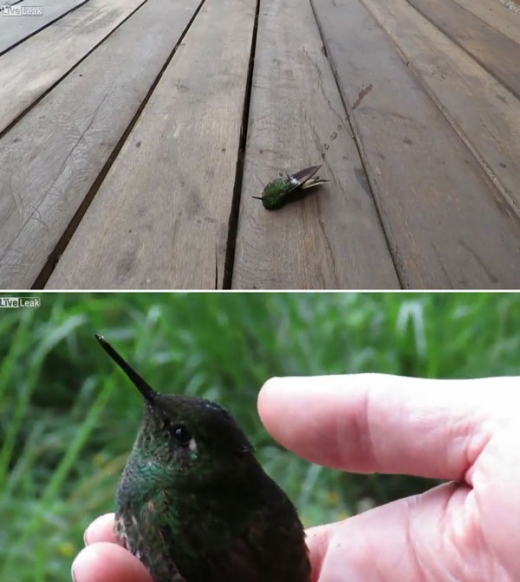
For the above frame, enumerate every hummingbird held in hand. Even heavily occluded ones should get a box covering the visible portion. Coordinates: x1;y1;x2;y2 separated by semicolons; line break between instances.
95;335;311;582
253;165;329;210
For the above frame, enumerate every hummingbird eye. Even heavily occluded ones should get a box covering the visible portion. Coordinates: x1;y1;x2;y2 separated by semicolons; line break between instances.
172;425;192;447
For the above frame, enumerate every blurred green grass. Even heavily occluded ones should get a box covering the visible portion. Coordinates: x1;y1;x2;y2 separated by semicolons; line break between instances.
1;292;520;581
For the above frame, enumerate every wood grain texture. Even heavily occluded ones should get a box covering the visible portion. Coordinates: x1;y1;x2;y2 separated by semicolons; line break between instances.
407;0;520;99
47;0;256;289
450;0;520;44
362;0;520;218
0;0;146;135
0;0;201;289
232;0;399;289
0;0;88;55
313;0;520;288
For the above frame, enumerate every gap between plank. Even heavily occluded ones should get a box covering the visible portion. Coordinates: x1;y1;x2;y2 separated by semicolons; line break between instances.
0;0;148;141
309;0;405;289
32;0;208;290
406;0;520;100
361;0;520;225
0;0;91;58
222;0;261;289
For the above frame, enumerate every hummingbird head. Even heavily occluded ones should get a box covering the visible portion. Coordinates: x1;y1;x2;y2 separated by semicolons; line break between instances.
136;392;254;478
96;336;255;493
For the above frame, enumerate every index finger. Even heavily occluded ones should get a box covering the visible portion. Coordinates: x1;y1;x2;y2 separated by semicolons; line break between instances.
258;374;514;481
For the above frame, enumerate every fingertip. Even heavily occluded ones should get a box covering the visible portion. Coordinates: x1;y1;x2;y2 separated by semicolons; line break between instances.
84;513;117;545
258;376;343;464
73;542;152;582
257;377;282;421
305;524;332;582
258;377;309;442
258;376;314;421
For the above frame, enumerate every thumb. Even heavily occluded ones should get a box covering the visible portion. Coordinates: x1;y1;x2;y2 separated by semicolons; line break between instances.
304;482;465;582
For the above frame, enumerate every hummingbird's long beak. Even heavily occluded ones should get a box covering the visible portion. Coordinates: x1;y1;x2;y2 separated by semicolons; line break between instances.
95;335;158;404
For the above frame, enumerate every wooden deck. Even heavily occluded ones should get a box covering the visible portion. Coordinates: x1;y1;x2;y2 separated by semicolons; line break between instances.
1;0;520;289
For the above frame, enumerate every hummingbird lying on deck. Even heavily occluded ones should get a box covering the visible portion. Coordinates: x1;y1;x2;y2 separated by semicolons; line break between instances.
253;165;329;210
95;335;311;582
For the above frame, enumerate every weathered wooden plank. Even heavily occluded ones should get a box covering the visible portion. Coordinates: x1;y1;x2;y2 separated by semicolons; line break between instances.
232;0;399;289
0;0;87;55
46;0;256;290
450;0;520;44
312;0;520;288
407;0;520;100
0;0;146;136
362;0;520;217
0;0;201;289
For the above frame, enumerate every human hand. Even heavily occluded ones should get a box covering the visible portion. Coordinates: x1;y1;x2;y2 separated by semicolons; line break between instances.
72;374;520;582
259;374;520;581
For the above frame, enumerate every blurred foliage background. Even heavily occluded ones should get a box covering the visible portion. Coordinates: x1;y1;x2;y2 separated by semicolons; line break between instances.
1;292;520;581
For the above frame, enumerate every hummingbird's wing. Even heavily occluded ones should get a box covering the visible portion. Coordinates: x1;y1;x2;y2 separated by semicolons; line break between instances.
294;165;329;190
290;165;321;186
199;519;310;582
228;506;311;582
151;490;310;582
